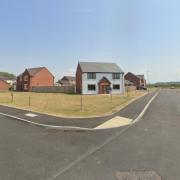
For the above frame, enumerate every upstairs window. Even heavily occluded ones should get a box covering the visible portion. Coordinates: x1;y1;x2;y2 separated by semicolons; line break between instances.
24;75;29;81
87;73;96;79
112;73;120;79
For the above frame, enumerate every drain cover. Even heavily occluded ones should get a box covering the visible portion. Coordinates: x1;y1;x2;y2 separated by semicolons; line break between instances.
116;171;161;180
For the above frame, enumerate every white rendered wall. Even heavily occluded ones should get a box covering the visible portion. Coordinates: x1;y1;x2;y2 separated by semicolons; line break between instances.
82;73;124;95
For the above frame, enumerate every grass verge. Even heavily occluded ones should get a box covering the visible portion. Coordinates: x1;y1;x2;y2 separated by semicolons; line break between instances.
0;90;150;117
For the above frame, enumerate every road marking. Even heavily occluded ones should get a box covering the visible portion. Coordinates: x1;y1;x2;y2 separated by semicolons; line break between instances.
0;91;160;133
116;171;162;180
0;91;160;180
95;116;132;129
0;112;92;131
133;90;160;124
47;91;160;180
25;113;38;117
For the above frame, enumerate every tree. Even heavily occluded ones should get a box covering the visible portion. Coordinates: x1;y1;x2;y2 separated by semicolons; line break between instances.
0;72;16;79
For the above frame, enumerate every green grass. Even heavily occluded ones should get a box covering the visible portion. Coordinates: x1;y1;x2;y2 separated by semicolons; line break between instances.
0;91;148;117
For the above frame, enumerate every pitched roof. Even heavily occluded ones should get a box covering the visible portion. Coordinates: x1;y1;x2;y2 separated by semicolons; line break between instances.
17;67;54;78
61;76;75;81
27;67;45;76
78;62;124;73
98;76;111;84
17;73;23;78
125;72;145;80
0;76;16;80
136;74;145;80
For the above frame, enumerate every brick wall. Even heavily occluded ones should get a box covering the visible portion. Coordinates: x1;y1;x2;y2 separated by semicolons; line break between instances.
76;64;82;94
17;68;55;92
30;68;54;91
125;73;140;89
0;80;9;91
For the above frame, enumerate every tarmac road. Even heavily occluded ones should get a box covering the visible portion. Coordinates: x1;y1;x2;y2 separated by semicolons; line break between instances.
0;89;180;180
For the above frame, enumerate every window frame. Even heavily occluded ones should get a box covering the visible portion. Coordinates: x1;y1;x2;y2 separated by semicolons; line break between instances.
113;84;120;90
87;73;96;79
112;73;120;79
88;84;96;91
24;75;29;81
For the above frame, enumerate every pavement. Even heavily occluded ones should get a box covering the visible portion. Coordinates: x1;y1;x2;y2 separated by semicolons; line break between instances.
0;91;156;129
1;89;180;179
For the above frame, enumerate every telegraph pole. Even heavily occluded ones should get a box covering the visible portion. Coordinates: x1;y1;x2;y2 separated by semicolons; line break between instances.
147;70;150;92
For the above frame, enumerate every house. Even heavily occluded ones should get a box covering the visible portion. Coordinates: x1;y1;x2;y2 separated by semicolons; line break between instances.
125;80;136;92
125;80;135;86
0;76;16;86
0;78;10;91
0;75;16;91
17;67;54;91
76;62;125;94
57;76;76;86
125;72;146;90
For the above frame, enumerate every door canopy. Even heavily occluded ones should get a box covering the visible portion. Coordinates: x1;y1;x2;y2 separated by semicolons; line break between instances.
98;77;111;85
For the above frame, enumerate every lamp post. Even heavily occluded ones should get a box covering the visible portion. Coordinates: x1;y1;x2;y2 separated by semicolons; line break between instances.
147;70;150;92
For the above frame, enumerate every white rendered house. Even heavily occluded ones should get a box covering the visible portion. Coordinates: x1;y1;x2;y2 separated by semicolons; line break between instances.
76;62;125;95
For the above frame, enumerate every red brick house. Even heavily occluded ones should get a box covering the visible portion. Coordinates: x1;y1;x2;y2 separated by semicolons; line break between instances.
17;67;54;91
125;72;146;90
0;79;10;91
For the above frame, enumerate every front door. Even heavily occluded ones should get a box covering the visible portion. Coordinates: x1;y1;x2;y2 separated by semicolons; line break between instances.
98;77;111;94
100;84;110;94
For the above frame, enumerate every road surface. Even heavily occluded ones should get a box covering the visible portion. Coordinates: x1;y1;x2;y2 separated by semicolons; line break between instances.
0;89;180;180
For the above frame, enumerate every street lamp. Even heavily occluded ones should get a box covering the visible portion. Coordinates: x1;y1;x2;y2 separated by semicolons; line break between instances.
147;70;150;92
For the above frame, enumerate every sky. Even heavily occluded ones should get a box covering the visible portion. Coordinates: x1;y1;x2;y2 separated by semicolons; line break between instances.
0;0;180;82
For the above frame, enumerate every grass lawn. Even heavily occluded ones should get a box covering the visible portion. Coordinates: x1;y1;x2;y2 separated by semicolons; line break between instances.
0;91;149;117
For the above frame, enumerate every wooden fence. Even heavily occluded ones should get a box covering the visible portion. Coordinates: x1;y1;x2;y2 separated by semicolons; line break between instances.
32;85;75;94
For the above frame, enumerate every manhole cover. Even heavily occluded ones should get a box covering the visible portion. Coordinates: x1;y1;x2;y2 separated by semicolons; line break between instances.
116;171;161;180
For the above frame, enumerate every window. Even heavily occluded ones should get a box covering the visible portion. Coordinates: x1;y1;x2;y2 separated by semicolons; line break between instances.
112;73;120;79
113;84;120;90
24;75;29;81
88;84;96;91
87;73;96;79
24;84;28;90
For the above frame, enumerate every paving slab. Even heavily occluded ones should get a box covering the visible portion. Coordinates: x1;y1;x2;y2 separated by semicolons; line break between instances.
95;116;132;129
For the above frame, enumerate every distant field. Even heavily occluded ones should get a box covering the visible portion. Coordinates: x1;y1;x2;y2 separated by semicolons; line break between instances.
0;91;149;117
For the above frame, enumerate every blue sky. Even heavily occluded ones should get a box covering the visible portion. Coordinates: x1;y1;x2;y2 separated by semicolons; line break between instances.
0;0;180;82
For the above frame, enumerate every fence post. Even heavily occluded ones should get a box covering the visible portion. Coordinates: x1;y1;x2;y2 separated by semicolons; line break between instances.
29;95;31;106
110;92;112;102
11;93;14;103
80;94;83;111
127;87;129;97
